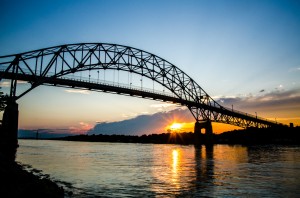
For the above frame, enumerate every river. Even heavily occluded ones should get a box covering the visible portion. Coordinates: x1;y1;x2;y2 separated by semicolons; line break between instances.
16;140;300;197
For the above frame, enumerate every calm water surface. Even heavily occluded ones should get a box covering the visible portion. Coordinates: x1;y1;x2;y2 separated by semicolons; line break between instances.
16;140;300;197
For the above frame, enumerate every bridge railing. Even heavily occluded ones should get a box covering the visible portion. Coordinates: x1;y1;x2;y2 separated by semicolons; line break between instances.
56;73;177;98
220;104;278;125
0;67;175;98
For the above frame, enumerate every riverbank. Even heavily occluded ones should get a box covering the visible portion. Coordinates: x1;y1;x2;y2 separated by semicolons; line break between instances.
0;153;64;198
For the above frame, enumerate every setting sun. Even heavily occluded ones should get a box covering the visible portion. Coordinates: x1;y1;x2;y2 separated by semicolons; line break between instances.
166;122;194;133
170;123;182;131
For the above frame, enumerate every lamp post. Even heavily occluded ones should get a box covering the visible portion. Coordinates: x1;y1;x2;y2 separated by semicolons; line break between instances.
255;112;257;119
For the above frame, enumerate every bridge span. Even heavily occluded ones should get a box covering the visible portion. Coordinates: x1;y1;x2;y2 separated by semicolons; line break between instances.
0;43;285;147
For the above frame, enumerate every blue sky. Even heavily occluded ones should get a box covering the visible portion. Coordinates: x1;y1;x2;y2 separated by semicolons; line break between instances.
1;0;300;133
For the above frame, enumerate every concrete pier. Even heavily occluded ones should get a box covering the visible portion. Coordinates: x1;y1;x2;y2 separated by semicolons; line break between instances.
0;101;19;161
194;120;213;145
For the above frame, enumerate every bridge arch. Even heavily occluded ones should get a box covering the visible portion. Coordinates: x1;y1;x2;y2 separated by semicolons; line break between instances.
0;43;280;129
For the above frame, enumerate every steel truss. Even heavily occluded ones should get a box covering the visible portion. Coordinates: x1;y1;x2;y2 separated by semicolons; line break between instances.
0;43;282;128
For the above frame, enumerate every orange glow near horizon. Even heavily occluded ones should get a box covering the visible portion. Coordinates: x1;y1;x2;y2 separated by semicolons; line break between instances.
212;123;242;133
170;123;183;131
165;121;242;134
166;122;191;133
161;110;298;134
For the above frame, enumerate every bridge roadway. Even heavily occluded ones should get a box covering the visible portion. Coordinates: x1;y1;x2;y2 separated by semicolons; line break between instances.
0;71;280;129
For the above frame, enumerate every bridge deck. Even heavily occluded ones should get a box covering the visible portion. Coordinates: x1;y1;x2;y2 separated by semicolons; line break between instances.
0;71;282;128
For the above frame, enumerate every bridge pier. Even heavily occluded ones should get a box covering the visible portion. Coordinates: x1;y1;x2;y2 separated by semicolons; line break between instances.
0;100;19;161
194;120;213;145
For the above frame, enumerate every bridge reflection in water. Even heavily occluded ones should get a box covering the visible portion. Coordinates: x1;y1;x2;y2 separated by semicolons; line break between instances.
151;145;251;197
149;145;216;196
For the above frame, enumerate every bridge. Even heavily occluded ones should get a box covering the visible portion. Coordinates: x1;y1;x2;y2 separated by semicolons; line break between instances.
0;43;284;147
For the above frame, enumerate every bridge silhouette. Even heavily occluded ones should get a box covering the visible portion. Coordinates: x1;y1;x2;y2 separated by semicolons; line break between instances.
0;43;284;147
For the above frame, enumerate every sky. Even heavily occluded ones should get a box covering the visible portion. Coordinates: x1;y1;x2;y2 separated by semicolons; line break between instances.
1;0;300;135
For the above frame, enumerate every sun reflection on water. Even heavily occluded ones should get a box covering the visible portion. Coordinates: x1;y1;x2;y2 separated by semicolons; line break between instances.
171;149;181;191
172;149;179;173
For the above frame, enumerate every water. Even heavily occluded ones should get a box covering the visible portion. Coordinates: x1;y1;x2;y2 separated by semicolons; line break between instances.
16;140;300;197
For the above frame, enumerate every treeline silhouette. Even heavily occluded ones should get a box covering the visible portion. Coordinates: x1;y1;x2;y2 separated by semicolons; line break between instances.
56;132;196;144
217;126;300;144
55;126;300;145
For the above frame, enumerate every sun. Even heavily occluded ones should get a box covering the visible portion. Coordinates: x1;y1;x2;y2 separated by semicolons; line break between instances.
170;123;183;131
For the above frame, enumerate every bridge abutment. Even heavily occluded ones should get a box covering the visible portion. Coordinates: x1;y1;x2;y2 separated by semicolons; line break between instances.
0;100;19;161
194;121;213;145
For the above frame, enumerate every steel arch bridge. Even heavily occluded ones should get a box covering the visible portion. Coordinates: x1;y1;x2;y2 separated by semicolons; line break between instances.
0;43;282;132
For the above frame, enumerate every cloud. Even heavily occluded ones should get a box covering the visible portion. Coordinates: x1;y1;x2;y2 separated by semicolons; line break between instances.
288;67;300;72
121;112;138;118
68;122;93;134
0;80;28;87
65;89;90;94
150;103;176;108
0;81;10;87
150;103;178;111
216;87;300;115
88;108;194;136
275;84;284;90
150;103;182;112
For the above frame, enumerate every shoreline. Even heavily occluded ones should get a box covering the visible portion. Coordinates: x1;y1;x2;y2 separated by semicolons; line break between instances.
0;154;64;198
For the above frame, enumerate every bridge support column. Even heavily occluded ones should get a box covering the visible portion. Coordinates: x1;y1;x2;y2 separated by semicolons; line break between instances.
194;122;202;145
0;101;19;161
194;120;213;145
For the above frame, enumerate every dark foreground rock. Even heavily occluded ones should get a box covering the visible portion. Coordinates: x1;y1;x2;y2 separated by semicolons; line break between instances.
0;155;64;198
